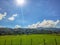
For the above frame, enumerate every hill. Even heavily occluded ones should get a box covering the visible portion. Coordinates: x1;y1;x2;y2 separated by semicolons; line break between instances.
0;28;60;35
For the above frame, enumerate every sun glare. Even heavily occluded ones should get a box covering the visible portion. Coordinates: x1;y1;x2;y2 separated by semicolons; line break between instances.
16;0;25;6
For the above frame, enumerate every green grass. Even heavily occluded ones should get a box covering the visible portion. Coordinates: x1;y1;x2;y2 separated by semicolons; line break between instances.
0;34;60;45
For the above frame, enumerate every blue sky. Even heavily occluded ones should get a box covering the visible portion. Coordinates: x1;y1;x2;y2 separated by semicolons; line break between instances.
0;0;60;28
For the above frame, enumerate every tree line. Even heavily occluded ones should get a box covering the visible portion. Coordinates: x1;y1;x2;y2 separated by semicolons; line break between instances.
0;28;60;35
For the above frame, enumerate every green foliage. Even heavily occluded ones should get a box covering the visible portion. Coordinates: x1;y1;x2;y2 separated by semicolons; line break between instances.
0;34;60;45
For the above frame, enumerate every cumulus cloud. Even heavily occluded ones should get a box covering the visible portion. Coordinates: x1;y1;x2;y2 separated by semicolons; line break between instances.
15;25;21;28
8;14;17;21
0;12;7;20
8;17;14;21
27;20;60;28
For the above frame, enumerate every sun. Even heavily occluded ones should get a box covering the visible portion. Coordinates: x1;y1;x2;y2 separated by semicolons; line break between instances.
16;0;25;6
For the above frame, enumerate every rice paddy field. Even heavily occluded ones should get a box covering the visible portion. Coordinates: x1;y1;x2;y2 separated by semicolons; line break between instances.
0;34;60;45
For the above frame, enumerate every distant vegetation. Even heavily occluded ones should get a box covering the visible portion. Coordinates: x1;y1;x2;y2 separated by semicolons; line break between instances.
0;28;60;35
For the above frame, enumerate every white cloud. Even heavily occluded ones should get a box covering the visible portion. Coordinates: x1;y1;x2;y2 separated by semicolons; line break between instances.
27;20;60;28
12;14;17;17
0;12;7;20
15;25;21;28
8;14;17;21
8;17;15;21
